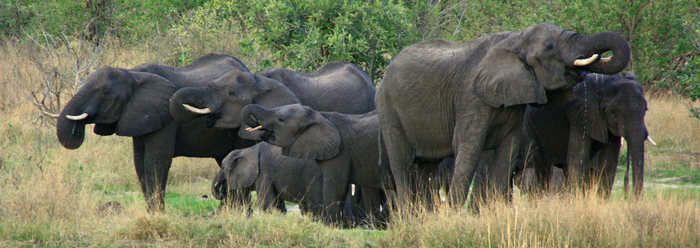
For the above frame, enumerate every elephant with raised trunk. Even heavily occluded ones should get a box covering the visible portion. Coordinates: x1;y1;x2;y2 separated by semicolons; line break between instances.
242;104;387;227
211;142;324;216
56;53;255;211
519;72;653;198
375;23;630;210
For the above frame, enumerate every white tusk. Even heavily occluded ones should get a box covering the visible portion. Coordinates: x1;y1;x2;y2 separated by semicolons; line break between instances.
600;56;612;63
573;54;600;66
183;104;211;114
646;136;657;146
246;125;263;132
66;113;88;120
214;182;220;188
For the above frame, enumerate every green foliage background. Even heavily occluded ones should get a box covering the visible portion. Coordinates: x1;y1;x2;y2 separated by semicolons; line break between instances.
2;0;698;87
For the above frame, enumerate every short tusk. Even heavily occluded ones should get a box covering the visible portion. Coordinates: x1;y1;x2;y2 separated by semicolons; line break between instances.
600;56;612;63
246;125;263;132
42;110;60;118
646;136;657;146
574;54;600;66
66;113;88;120
214;182;220;188
183;104;211;114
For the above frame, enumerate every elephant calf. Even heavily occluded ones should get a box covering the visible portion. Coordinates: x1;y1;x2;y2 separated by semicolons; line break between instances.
241;104;387;227
212;142;324;215
519;72;653;198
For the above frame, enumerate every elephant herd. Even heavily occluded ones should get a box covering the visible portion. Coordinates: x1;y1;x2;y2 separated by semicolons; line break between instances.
54;23;653;227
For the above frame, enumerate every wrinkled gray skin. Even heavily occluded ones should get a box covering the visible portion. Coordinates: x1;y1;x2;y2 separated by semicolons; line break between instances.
56;54;255;211
518;72;649;198
242;104;387;227
211;142;324;216
375;23;630;210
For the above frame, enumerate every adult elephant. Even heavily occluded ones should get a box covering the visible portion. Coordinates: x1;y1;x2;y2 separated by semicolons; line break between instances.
242;104;387;227
211;142;324;216
375;23;630;210
56;53;255;211
519;72;653;198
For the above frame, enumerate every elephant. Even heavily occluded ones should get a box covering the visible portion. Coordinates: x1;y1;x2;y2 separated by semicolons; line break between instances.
56;53;256;211
375;22;631;210
518;72;652;198
211;142;324;216
241;104;387;226
169;61;376;130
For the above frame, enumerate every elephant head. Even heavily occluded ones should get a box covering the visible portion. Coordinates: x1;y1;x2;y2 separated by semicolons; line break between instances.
212;146;259;200
57;66;177;149
569;72;649;197
241;104;342;160
169;70;301;133
474;23;630;108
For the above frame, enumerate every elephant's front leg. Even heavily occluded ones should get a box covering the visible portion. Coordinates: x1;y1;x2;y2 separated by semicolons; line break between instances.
448;106;491;209
132;122;178;212
595;135;621;198
319;159;351;227
566;126;592;194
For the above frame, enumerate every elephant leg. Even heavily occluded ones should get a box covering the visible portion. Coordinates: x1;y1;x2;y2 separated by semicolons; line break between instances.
132;122;177;212
567;126;592;194
258;176;281;213
358;187;385;225
320;158;351;227
415;160;441;211
380;128;416;207
448;109;490;209
596;137;621;198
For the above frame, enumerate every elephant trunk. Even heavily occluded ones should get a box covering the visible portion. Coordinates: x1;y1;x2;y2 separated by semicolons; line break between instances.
241;104;273;129
170;87;215;123
625;130;645;200
212;170;227;201
56;96;89;149
566;32;631;75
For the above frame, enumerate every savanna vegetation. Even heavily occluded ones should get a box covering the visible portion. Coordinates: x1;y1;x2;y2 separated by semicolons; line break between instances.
1;0;699;246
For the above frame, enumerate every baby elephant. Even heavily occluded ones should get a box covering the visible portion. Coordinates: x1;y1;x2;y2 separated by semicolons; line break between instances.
241;104;386;227
212;142;324;216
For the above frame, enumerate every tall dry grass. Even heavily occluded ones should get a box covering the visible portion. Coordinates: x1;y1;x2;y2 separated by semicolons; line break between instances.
1;33;699;246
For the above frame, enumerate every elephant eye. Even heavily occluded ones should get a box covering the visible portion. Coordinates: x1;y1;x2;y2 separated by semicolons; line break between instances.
278;118;285;123
228;90;235;96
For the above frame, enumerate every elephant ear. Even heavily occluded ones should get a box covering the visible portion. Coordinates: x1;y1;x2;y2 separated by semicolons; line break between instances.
225;149;260;189
568;76;608;143
94;123;117;136
283;110;342;161
475;37;547;108
116;72;178;136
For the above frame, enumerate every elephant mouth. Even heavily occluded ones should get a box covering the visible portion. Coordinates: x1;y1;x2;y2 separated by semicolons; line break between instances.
259;130;276;142
205;113;222;128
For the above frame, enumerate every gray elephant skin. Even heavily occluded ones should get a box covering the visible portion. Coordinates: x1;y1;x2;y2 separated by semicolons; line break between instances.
518;72;650;198
375;22;630;210
56;53;255;211
211;142;324;216
242;104;387;226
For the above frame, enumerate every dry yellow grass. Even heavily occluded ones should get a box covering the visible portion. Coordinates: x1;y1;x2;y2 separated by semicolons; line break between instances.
1;38;699;247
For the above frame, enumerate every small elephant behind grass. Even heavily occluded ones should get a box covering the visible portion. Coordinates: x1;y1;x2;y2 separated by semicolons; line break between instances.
242;104;387;227
212;142;324;216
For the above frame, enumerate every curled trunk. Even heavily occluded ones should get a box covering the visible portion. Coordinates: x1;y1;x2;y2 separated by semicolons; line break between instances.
212;170;227;201
56;98;89;149
565;32;631;75
170;87;213;123
241;104;273;128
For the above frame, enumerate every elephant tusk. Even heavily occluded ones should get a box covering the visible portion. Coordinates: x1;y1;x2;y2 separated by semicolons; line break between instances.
246;125;263;132
183;104;211;114
66;113;88;120
42;110;60;118
214;182;220;188
646;136;657;146
573;54;600;66
599;56;612;63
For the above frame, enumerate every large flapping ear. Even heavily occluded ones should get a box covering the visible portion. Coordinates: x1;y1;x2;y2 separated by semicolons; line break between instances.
223;149;260;189
475;36;547;108
568;74;608;143
283;110;342;161
116;71;177;136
